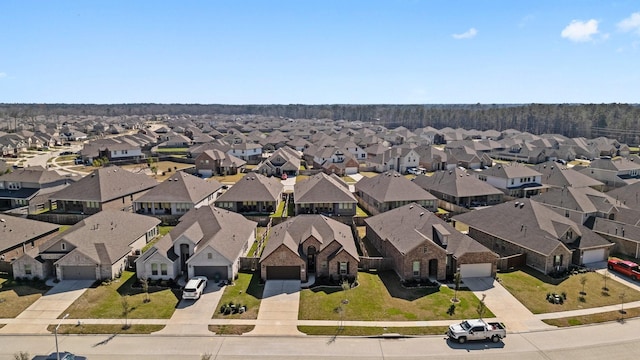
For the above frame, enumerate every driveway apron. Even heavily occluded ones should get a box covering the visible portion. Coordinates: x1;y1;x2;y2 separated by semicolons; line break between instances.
247;280;304;336
0;280;93;334
154;282;224;335
463;277;554;332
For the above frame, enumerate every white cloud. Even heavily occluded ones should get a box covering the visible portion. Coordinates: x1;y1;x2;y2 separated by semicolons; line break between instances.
452;28;478;40
0;72;6;78
617;12;640;35
561;19;599;42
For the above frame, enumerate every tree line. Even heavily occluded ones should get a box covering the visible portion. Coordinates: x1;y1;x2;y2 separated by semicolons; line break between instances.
1;103;639;144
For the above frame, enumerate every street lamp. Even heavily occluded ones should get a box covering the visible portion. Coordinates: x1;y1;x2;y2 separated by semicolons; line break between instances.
55;313;69;360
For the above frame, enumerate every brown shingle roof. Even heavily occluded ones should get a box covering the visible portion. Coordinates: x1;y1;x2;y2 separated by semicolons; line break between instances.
135;171;222;204
216;173;283;202
294;173;356;204
355;171;436;203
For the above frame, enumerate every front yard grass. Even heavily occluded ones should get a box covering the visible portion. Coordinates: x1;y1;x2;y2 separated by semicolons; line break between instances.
299;325;449;336
61;271;180;319
498;267;640;314
50;324;164;334
299;271;493;321
543;307;640;327
209;325;255;335
212;272;263;319
0;278;51;318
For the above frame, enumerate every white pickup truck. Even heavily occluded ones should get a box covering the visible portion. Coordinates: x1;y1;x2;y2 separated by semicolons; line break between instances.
447;319;506;343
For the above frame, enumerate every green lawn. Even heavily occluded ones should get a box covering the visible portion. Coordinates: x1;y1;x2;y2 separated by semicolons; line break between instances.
269;200;286;218
154;147;189;153
299;271;493;321
50;324;164;334
212;272;263;319
61;271;180;319
299;325;449;336
209;325;255;335
543;307;640;327
498;268;640;314
0;278;51;318
355;205;369;217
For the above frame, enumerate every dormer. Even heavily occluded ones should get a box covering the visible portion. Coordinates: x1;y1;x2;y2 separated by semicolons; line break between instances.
432;223;450;247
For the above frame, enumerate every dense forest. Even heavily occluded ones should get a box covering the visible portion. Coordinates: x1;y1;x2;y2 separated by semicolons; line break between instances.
1;103;639;144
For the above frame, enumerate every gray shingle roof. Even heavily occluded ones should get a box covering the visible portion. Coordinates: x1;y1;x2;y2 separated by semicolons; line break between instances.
482;163;542;179
41;210;160;264
51;166;158;202
413;168;503;198
532;187;626;215
532;162;604;189
158;205;257;263
216;173;283;202
135;171;222;204
355;171;436;203
261;215;358;261
0;216;59;253
453;199;611;255
364;203;494;258
294;172;356;204
0;166;69;185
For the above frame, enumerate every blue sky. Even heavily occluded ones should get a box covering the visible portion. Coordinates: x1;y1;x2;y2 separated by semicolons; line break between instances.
1;1;639;104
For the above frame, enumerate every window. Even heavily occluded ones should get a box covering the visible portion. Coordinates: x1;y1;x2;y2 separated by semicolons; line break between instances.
151;263;158;275
321;261;327;269
339;262;348;275
161;263;168;276
24;264;32;275
207;253;212;259
413;261;420;277
553;255;563;267
61;243;66;251
422;246;428;254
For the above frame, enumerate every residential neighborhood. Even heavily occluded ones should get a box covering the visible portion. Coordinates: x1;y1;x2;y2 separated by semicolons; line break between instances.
2;113;640;354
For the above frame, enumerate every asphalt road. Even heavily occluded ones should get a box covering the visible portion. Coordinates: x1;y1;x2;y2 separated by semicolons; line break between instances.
2;317;640;359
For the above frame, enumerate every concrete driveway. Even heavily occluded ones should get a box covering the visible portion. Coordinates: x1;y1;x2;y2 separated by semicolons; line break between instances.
155;281;225;335
247;280;303;336
0;280;93;334
462;277;554;333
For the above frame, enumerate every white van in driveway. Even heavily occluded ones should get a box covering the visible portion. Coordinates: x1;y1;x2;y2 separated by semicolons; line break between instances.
182;276;207;300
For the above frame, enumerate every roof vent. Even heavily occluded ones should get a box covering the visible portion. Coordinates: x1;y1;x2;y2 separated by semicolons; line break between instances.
419;212;424;217
409;205;414;209
514;202;520;207
519;203;525;208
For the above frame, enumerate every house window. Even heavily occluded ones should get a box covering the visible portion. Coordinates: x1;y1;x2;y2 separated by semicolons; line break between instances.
565;210;569;218
423;246;428;254
151;263;158;275
339;262;348;275
321;261;327;269
161;263;168;276
413;261;420;277
566;230;573;240
553;255;563;267
61;243;66;251
207;253;212;259
24;264;32;275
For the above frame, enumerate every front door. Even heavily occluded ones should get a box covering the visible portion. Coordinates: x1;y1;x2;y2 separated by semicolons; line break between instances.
307;246;316;273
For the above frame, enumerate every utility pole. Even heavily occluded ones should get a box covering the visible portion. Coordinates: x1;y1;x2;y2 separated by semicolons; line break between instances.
55;313;69;360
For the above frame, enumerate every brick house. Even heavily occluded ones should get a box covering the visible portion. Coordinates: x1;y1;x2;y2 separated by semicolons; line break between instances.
365;203;497;281
453;199;613;275
259;215;359;282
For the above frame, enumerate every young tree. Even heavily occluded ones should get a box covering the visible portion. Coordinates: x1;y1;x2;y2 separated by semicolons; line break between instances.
476;294;487;319
141;276;150;303
580;275;588;295
453;271;461;303
121;295;132;329
602;270;609;291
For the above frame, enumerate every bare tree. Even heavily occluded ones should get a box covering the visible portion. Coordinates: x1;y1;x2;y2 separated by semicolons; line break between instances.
476;294;487;319
602;270;609;291
141;276;150;303
453;271;461;303
121;295;132;330
580;275;588;295
13;351;29;360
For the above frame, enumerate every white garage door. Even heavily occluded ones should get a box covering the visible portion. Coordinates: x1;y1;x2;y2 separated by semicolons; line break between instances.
199;169;213;178
459;263;492;278
582;249;606;264
345;167;358;175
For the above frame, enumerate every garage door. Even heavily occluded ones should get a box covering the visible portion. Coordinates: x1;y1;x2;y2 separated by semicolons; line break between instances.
459;263;492;278
582;249;606;264
266;266;300;280
194;266;228;280
61;266;96;280
198;169;213;178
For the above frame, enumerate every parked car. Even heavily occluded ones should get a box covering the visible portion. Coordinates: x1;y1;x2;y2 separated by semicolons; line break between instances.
182;276;208;300
407;167;422;175
447;319;506;343
608;258;640;281
281;173;288;180
45;352;87;360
